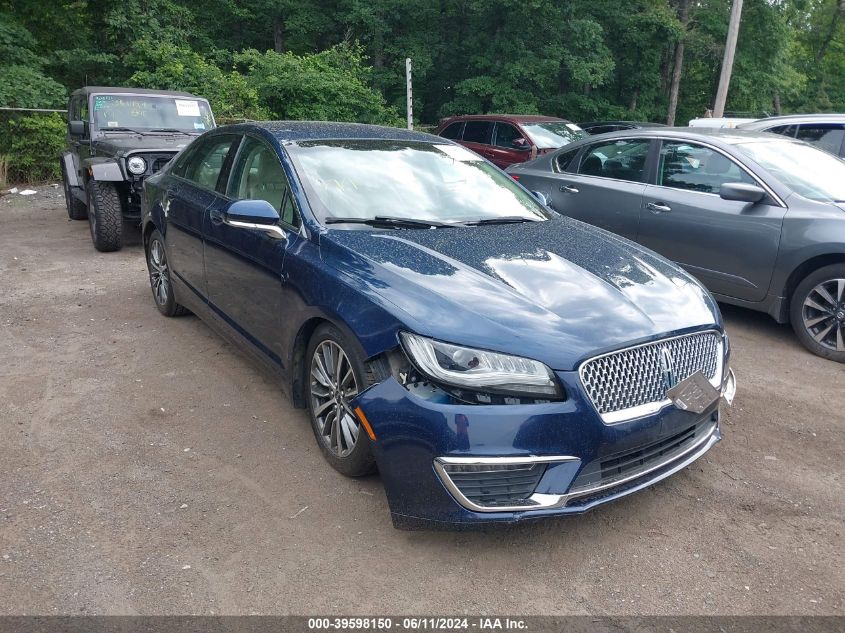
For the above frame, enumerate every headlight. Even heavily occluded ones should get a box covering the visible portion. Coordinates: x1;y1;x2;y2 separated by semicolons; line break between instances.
127;156;147;175
399;332;560;398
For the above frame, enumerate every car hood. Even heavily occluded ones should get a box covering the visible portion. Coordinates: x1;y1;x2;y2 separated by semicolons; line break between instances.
93;134;196;157
321;216;721;370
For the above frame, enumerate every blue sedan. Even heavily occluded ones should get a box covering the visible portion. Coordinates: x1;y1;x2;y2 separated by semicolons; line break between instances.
141;122;736;529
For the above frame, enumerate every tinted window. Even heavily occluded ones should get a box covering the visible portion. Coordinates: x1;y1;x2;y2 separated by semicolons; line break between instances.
554;147;580;173
795;123;845;155
578;139;650;183
462;121;493;144
493;123;522;148
767;124;798;137
228;136;300;228
659;141;755;194
176;135;237;191
586;125;617;135
440;122;464;140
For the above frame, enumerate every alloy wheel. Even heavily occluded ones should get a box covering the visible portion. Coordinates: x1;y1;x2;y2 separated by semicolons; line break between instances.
309;341;361;457
802;278;845;352
148;239;171;306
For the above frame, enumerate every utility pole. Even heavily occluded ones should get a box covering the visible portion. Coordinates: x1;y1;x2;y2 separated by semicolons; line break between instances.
405;58;413;130
713;0;743;118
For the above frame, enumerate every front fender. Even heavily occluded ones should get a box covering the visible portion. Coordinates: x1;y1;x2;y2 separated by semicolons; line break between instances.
61;152;80;187
83;158;124;182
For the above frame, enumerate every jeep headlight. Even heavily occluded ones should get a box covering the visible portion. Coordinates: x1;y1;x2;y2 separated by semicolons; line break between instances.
127;156;147;175
399;332;560;398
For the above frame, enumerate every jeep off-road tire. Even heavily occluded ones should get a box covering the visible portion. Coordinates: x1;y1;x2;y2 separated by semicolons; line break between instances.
61;162;87;220
87;180;123;252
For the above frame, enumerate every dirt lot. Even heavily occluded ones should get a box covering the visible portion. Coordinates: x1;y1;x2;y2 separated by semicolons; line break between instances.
0;186;842;616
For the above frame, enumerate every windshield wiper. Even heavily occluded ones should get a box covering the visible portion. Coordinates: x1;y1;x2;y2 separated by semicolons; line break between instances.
149;128;198;135
101;127;149;136
324;216;454;229
458;216;540;226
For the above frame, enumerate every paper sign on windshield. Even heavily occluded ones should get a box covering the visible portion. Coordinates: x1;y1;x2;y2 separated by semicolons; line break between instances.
175;100;201;117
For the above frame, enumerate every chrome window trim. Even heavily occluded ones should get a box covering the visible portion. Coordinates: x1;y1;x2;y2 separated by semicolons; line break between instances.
434;420;720;513
578;329;724;424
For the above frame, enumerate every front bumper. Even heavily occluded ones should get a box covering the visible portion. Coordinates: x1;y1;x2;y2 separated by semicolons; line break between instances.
354;369;732;529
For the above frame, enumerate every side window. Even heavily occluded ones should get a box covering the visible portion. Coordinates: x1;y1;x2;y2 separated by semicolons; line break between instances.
577;139;650;183
440;122;464;140
795;123;845;155
79;97;89;122
554;147;580;173
659;141;755;194
462;121;493;144
68;97;78;121
228;136;300;229
493;123;522;148
177;135;238;192
767;124;797;137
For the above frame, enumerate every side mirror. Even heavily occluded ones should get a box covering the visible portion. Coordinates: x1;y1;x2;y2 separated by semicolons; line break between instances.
69;120;85;136
224;199;286;239
530;191;550;206
719;182;765;203
513;137;531;151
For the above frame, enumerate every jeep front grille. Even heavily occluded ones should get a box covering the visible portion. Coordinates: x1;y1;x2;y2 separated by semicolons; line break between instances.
579;331;722;423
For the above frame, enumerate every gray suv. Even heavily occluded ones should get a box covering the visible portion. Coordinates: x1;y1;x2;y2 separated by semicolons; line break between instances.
738;114;845;158
508;128;845;362
61;87;215;252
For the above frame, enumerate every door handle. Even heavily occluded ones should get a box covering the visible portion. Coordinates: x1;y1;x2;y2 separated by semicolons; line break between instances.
559;185;579;194
647;202;672;213
209;208;224;225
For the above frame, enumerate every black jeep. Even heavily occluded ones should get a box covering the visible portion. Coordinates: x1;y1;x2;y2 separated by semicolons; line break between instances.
61;87;215;251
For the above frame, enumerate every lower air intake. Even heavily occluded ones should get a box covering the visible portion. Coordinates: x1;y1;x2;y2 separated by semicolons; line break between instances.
439;462;546;508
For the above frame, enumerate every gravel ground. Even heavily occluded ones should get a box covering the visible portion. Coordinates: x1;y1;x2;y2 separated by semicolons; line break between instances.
0;186;842;615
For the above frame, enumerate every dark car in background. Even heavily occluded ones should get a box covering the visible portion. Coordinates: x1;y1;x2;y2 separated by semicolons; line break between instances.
738;114;845;157
61;86;215;252
580;120;667;135
141;121;734;529
508;128;845;362
436;114;586;168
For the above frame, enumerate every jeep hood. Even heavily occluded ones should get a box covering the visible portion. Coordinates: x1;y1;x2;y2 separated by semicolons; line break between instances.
93;134;197;157
322;216;722;370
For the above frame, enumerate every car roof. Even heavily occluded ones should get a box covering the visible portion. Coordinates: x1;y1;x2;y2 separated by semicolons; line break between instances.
442;114;567;124
738;113;845;129
568;126;796;147
580;121;666;128
224;121;442;144
70;86;205;99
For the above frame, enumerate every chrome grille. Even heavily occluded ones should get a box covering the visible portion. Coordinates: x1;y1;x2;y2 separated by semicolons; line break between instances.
579;331;722;422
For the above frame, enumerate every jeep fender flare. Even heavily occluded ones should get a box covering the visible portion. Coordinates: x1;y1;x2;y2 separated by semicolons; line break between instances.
83;158;124;183
61;152;81;187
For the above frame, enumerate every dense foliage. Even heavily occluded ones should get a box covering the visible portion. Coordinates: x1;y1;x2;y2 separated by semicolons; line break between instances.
2;0;845;182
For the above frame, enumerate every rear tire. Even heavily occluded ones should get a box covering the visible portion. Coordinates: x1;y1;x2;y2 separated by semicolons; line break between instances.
61;162;87;220
87;180;123;252
145;229;189;317
305;324;377;477
789;263;845;363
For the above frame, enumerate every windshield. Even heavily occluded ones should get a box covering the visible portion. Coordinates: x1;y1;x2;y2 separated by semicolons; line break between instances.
92;94;214;133
521;122;587;149
735;139;845;202
287;140;553;225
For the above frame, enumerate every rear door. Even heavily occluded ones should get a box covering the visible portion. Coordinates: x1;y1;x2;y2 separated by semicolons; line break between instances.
165;133;239;298
548;137;653;240
638;139;787;301
486;122;532;168
204;135;300;365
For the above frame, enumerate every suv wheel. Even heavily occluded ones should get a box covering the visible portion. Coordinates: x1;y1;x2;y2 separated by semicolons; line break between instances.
790;263;845;362
87;180;123;252
305;324;377;477
61;162;87;220
145;230;188;317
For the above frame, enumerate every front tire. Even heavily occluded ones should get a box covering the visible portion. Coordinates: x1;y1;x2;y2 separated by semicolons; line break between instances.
87;180;123;252
145;230;188;317
306;324;376;477
790;264;845;362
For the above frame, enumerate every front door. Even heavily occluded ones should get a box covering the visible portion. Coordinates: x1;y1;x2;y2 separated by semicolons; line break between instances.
548;137;653;241
204;135;301;367
638;140;787;301
486;122;532;168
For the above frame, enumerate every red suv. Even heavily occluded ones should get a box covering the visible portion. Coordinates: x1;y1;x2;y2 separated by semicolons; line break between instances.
436;114;586;169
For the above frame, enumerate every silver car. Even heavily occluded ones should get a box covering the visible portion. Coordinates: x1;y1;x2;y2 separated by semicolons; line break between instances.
508;128;845;362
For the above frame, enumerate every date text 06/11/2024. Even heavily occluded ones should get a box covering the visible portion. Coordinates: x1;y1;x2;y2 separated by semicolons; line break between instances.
307;617;528;630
